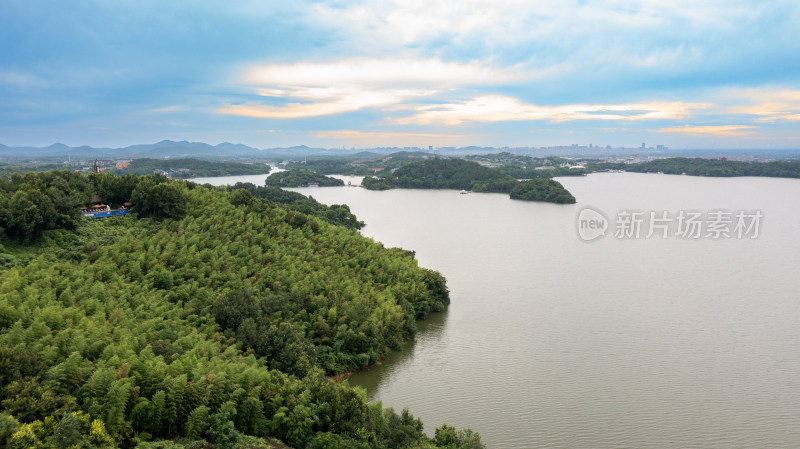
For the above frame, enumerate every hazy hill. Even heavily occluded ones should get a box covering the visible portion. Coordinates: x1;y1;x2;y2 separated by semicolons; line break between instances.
5;140;798;164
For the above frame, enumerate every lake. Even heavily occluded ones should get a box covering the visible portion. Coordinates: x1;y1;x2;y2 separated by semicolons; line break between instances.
200;173;800;448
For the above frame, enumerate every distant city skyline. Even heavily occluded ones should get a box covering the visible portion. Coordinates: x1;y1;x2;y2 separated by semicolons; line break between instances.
1;1;799;150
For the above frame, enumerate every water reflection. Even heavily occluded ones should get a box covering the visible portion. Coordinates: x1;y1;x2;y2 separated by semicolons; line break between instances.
348;310;449;399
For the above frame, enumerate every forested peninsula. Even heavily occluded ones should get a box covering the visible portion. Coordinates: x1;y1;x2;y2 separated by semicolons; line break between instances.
0;171;483;448
362;159;576;204
226;183;364;230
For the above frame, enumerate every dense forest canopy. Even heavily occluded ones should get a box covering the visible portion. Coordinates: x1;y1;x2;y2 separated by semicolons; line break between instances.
0;171;482;449
0;171;179;243
467;153;588;179
497;165;587;179
284;152;431;176
226;183;364;230
265;170;344;188
589;157;800;178
285;160;371;176
362;159;577;204
391;159;517;193
115;158;270;178
509;179;576;204
360;177;393;191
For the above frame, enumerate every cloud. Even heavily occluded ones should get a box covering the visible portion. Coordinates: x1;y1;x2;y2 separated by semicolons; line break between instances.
219;91;402;119
718;87;800;122
308;0;757;51
395;95;709;125
305;0;797;88
757;114;800;122
242;58;525;88
315;129;477;146
221;57;716;125
147;105;186;114
0;70;48;89
658;125;757;136
220;58;530;119
6;0;797;148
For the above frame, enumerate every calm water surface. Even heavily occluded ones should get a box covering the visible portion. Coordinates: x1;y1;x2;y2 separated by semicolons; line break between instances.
190;172;273;186
285;173;800;449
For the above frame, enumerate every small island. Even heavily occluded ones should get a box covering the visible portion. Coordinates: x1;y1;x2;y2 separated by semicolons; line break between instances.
362;159;577;204
361;175;394;190
265;169;344;187
510;179;576;204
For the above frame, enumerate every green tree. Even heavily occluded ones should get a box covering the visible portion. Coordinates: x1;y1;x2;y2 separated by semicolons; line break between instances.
4;189;58;242
91;172;138;205
50;412;85;449
0;412;20;448
434;424;485;449
186;405;210;440
131;177;187;219
230;188;255;207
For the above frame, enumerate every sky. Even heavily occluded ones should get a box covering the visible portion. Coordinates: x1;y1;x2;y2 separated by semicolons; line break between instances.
1;0;799;150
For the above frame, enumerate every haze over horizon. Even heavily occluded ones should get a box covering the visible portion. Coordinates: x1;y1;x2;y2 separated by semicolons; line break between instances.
2;1;799;150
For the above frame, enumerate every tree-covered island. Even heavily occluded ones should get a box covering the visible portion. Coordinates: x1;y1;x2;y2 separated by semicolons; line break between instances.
0;170;484;449
265;170;345;188
362;159;577;204
509;179;577;204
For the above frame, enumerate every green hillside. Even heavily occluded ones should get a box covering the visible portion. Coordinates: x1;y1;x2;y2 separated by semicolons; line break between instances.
0;171;482;448
116;158;270;178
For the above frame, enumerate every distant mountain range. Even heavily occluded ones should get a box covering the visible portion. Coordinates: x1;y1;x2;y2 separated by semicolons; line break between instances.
0;140;296;161
1;140;798;162
0;140;462;162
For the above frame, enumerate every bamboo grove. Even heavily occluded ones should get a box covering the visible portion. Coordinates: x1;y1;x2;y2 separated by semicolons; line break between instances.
0;171;483;448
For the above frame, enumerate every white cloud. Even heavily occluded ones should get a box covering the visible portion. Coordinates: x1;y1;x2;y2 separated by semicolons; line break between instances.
718;87;800;121
0;70;49;89
307;0;769;70
395;95;709;125
220;56;717;125
658;125;757;136
315;129;478;146
757;114;800;122
147;105;186;114
309;0;739;48
242;58;526;89
220;91;403;119
220;58;528;119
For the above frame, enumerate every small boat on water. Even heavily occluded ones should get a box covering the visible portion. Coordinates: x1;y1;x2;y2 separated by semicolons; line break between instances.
460;190;471;194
